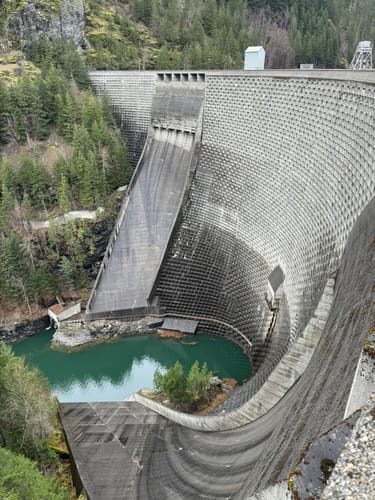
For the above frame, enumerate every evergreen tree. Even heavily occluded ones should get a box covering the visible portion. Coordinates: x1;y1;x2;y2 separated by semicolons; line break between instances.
57;91;77;141
153;361;188;404
57;175;71;213
72;150;89;198
80;151;102;209
0;447;68;499
101;92;114;126
34;91;50;141
63;41;90;89
58;255;75;288
186;361;212;402
0;343;58;464
36;77;53;129
0;182;15;232
155;46;171;69
21;192;33;223
53;155;70;185
0;81;10;145
0;158;16;193
44;66;67;123
0;233;25;299
72;125;95;170
13;109;27;144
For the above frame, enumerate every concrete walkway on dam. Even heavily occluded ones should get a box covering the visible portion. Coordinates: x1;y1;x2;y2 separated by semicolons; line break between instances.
86;128;196;319
60;394;293;500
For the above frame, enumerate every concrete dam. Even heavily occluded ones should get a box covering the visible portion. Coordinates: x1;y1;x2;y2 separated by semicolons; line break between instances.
62;70;375;499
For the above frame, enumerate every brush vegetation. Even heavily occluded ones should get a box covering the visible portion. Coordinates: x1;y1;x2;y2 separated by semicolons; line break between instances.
153;360;213;406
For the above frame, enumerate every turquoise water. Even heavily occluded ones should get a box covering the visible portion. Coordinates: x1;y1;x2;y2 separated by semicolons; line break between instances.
12;331;252;402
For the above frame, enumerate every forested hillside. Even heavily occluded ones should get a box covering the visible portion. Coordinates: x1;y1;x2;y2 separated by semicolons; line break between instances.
0;40;131;322
0;0;373;320
82;0;375;70
1;1;374;71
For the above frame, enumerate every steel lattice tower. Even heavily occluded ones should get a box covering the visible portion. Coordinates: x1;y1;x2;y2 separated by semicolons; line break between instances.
350;41;373;69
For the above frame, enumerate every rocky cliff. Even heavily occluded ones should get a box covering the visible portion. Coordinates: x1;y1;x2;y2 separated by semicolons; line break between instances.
6;0;88;51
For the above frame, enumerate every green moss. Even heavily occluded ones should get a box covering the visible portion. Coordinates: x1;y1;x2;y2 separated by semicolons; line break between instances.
287;477;300;500
320;458;335;484
2;0;60;17
287;467;304;499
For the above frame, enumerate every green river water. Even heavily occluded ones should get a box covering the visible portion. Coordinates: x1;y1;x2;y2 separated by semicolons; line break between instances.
12;331;252;402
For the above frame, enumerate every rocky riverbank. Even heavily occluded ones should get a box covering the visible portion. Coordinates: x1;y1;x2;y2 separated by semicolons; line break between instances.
52;319;152;348
0;316;50;343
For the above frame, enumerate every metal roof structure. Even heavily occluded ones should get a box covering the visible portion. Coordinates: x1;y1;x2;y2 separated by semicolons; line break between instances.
160;317;198;334
244;46;263;53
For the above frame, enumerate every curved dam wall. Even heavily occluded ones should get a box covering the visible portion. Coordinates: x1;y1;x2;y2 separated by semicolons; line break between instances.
156;72;375;334
88;69;375;387
153;72;375;383
69;70;375;498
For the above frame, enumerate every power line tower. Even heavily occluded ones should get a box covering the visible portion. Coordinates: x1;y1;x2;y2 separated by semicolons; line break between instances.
350;41;373;70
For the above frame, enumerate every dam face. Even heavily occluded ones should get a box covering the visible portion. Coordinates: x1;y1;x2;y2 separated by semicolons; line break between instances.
89;70;375;374
78;70;375;497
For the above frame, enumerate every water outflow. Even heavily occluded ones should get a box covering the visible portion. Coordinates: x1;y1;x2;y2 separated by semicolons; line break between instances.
86;84;205;319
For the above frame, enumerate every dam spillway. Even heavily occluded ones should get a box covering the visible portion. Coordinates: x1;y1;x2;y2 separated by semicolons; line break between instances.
67;70;375;499
86;82;204;319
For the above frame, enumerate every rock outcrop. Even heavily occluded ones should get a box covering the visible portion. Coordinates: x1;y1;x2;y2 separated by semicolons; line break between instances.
7;0;88;51
0;316;50;342
52;319;150;348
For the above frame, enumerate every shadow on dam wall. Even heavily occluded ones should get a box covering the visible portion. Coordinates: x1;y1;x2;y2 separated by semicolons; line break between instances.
236;196;375;496
75;70;375;498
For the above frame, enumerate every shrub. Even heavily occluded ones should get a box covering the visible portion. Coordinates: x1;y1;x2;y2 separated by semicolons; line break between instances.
0;342;57;464
154;360;188;404
0;447;68;500
153;360;213;405
186;360;212;402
